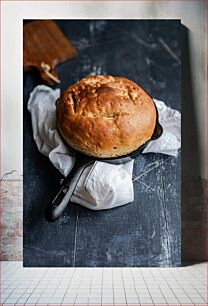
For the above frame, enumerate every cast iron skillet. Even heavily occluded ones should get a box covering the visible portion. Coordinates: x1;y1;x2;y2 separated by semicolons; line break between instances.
45;101;163;222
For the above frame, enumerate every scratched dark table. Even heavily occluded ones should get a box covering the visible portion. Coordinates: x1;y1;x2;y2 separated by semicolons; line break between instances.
23;20;181;267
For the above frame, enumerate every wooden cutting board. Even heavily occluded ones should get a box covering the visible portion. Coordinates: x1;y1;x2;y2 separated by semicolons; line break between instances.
23;20;77;85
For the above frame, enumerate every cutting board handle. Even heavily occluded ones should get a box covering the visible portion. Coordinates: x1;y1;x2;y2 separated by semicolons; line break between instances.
40;62;60;85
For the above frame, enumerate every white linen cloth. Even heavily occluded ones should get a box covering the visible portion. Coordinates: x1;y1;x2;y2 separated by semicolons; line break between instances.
27;85;181;210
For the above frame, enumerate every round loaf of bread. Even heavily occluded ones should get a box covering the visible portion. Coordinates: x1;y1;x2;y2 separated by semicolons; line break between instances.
56;75;157;158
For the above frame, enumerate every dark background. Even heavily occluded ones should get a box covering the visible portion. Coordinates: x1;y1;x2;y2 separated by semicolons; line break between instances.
23;20;181;267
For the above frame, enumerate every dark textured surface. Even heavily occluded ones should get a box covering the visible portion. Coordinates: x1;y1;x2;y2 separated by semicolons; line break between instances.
23;20;181;267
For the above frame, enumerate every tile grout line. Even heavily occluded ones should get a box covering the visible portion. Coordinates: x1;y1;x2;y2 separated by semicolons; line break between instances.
134;268;154;305
121;268;128;306
149;268;175;304
61;267;77;305
157;268;183;303
130;268;141;305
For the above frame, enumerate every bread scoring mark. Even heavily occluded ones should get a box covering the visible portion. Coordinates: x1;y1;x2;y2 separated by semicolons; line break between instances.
82;111;130;119
68;77;139;118
126;86;140;105
84;77;140;106
70;92;78;113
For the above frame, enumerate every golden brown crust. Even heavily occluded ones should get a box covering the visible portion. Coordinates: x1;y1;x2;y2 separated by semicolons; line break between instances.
56;75;157;158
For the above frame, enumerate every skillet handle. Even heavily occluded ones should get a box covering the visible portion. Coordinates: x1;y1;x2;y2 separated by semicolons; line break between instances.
45;161;93;222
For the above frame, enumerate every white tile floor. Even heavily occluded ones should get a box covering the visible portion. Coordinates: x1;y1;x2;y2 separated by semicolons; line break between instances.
0;262;207;305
